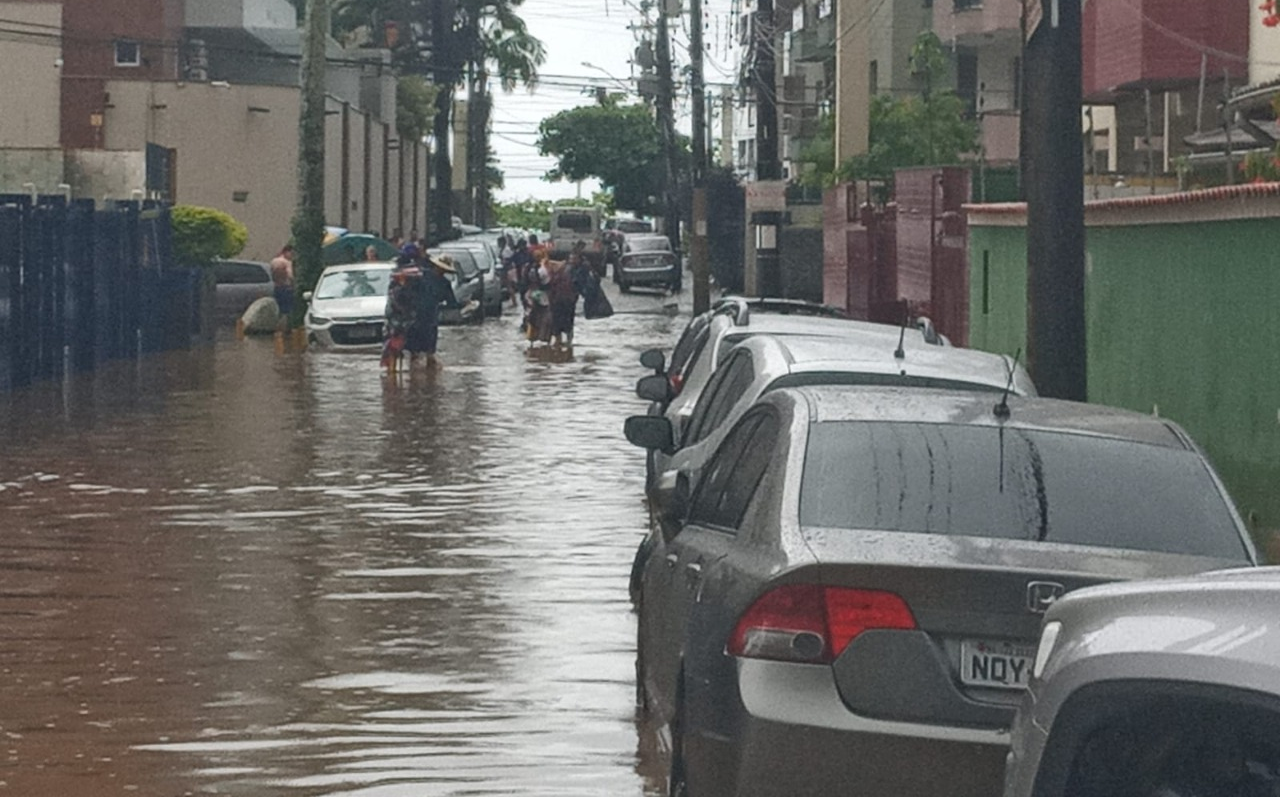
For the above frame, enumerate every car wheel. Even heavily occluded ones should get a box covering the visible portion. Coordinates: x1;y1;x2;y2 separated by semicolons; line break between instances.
629;534;654;607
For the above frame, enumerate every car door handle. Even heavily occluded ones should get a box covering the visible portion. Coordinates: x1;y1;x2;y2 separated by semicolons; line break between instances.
665;553;679;570
684;562;702;578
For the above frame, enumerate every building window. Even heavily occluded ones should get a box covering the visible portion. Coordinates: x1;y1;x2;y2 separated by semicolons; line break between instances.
1011;57;1022;110
869;60;879;97
817;0;833;18
115;40;141;67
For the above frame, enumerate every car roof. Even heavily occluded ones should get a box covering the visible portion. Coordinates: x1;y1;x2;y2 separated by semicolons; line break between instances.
717;312;910;340
320;261;394;274
735;334;1021;393
778;385;1188;449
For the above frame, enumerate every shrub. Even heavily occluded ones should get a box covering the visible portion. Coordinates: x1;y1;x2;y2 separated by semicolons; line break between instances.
171;204;249;266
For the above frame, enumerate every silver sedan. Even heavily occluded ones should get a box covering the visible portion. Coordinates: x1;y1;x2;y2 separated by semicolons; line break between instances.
629;385;1256;797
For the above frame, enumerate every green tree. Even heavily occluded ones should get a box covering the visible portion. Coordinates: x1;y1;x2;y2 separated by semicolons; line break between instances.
538;101;686;216
796;31;978;187
396;75;438;142
492;197;553;229
171;205;248;266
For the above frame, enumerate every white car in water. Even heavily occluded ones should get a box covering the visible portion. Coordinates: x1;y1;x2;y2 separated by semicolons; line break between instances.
304;262;393;350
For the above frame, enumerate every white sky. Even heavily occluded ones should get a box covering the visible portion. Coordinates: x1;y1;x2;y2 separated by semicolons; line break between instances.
490;0;739;203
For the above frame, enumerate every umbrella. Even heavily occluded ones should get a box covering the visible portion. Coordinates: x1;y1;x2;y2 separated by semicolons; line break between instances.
322;233;398;265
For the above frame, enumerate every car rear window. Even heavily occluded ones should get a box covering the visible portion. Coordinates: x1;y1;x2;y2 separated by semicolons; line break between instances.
799;422;1249;560
626;237;671;253
555;213;594;232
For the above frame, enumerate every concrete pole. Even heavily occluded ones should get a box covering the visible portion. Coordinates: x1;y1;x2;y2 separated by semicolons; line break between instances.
690;0;710;313
291;0;329;327
1023;0;1087;401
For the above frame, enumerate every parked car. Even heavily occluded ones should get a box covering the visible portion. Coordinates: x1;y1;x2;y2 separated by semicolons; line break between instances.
426;248;485;324
304;262;393;350
213;259;273;325
624;384;1255;797
638;299;1013;483
438;239;503;317
1004;567;1279;797
627;328;1036;602
615;234;680;293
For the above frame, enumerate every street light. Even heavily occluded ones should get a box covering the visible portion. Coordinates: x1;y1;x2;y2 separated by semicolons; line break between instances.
581;61;632;94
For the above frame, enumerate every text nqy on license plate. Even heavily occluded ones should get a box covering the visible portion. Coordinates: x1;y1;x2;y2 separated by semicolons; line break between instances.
960;639;1036;690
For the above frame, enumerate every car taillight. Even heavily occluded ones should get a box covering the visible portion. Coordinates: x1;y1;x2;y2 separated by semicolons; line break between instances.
669;372;684;394
727;585;915;664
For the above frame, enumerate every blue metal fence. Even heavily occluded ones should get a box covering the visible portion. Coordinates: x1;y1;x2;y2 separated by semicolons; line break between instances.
0;196;205;393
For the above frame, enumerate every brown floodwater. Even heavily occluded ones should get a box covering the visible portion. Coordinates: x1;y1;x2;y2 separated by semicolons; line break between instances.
0;292;682;796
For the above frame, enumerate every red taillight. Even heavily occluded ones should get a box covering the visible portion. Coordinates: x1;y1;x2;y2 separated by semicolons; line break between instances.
727;585;915;664
669;372;684;395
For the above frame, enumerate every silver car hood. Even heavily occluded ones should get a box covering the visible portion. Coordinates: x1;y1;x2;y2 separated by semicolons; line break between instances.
311;295;386;320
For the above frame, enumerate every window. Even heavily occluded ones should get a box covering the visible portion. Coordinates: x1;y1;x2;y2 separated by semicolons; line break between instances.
799;422;1251;561
869;60;879;97
956;51;978;118
689;411;779;530
115;40;141;67
684;351;755;446
554;212;594;232
669;318;712;380
214;262;270;285
314;268;392;300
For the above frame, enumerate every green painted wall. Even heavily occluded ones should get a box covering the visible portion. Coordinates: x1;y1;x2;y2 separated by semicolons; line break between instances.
969;219;1280;545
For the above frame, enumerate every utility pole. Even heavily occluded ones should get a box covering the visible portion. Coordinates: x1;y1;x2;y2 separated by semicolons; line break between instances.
655;0;680;254
690;0;710;313
754;0;779;181
1022;0;1086;401
291;0;329;327
430;0;458;244
750;0;781;297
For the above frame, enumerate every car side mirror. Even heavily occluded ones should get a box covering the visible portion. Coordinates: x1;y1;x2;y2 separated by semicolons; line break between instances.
624;415;674;453
303;291;313;302
635;374;672;403
640;348;666;373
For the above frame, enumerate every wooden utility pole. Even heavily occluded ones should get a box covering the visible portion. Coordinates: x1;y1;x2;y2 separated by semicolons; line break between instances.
690;0;710;312
291;0;329;326
1022;0;1086;400
655;0;680;253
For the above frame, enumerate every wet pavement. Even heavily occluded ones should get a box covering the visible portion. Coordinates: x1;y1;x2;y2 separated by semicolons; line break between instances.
0;285;685;795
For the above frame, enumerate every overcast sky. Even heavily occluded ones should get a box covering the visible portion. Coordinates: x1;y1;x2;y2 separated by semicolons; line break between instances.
490;0;738;203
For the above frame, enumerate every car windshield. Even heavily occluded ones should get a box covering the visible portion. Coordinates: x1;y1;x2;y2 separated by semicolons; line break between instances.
627;238;671;253
431;249;479;278
314;268;391;300
555;213;594;232
799;422;1249;560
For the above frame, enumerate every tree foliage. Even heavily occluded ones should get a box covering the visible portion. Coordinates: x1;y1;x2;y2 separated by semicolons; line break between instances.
492;198;554;230
396;75;437;142
537;101;685;216
796;31;978;188
171;205;248;266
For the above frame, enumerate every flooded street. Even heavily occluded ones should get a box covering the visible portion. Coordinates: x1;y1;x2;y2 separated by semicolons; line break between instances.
0;288;682;796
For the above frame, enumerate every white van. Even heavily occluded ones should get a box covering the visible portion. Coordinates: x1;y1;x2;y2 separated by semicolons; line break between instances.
549;205;604;266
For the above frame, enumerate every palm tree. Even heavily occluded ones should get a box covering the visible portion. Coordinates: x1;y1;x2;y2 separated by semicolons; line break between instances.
329;0;542;237
462;3;545;227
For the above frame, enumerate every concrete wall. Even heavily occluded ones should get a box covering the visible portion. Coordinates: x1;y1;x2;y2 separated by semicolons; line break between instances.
101;80;428;260
967;186;1280;543
0;149;64;192
0;2;62;148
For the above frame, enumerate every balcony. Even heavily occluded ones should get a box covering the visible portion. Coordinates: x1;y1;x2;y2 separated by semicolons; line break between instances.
933;0;1020;45
792;14;835;63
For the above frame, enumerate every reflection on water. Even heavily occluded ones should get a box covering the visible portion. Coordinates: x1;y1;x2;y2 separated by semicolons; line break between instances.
0;299;682;796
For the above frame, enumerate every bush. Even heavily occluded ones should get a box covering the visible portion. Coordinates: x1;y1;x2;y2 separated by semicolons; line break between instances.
171;204;249;266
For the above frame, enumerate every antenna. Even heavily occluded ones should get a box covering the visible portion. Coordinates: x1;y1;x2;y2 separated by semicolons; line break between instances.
993;348;1022;420
894;304;908;360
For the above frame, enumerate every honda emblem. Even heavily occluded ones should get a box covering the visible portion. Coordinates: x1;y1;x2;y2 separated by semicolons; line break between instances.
1026;581;1065;614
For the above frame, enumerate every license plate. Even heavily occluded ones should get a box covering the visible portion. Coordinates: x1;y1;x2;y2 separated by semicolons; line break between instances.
343;324;381;341
960;639;1035;690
